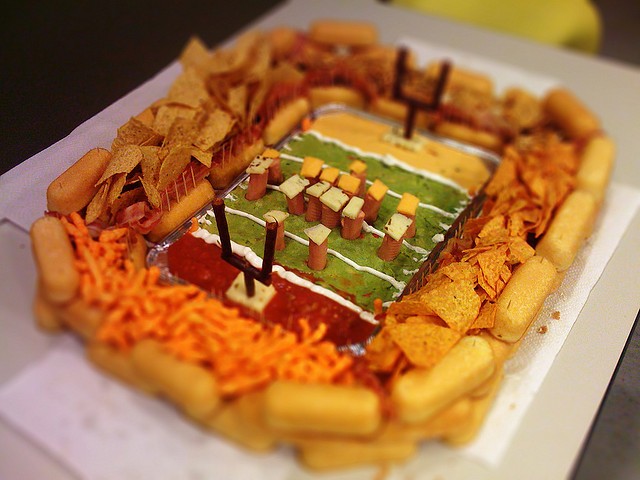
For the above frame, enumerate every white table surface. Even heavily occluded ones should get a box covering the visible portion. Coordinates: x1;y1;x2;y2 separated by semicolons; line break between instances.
1;1;639;479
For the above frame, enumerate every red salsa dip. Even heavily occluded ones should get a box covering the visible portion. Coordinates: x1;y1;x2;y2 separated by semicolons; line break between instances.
166;233;378;346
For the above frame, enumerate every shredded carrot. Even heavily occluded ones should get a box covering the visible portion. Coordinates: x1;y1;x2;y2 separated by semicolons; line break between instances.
62;212;354;397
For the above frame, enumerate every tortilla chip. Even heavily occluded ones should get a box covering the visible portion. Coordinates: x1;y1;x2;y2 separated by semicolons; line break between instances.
227;84;248;120
190;147;214;168
112;117;162;150
85;181;110;224
140;146;162;186
152;104;197;137
96;144;143;185
387;322;461;369
179;36;212;74
157;147;192;192
168;68;210;109
106;172;128;207
141;177;162;208
110;187;145;216
195;109;236;151
160;116;198;160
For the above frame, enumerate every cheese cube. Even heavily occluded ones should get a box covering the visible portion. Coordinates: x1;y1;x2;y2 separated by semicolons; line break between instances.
384;213;412;241
337;174;361;196
342;196;365;219
349;159;367;174
305;224;332;246
306;181;332;198
319;187;349;212
300;156;324;178
319;166;340;184
263;210;289;224
246;156;273;175
280;174;310;199
262;148;280;159
226;273;277;312
367;179;389;201
397;192;419;216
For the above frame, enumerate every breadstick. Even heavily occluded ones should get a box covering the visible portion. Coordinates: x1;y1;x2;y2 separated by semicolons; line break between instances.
264;381;381;436
444;367;504;445
543;88;600;140
308;20;378;48
297;437;416;471
263;97;310;146
434;121;503;152
56;297;104;340
536;190;597;272
146;180;214;242
198;390;277;452
33;283;63;332
131;339;220;418
308;86;365;110
392;336;496;424
30;216;80;304
576;135;615;204
490;255;558;343
425;63;494;95
46;148;112;214
87;342;158;394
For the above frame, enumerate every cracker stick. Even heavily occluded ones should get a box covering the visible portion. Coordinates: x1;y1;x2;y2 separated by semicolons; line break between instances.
46;148;112;214
30;216;80;304
131;339;220;418
198;390;277;452
263;98;310;146
308;20;378;48
490;255;558;342
264;381;381;436
543;88;601;140
297;437;416;471
576;135;616;205
87;342;158;394
146;180;215;242
392;336;496;424
536;190;597;272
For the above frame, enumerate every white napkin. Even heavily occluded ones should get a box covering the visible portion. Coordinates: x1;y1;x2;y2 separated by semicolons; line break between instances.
1;184;637;479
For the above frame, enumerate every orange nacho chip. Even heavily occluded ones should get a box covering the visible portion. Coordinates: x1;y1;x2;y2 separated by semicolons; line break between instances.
386;320;461;370
419;279;481;333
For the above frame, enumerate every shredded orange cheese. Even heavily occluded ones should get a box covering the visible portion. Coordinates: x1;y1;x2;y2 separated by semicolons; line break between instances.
62;213;354;397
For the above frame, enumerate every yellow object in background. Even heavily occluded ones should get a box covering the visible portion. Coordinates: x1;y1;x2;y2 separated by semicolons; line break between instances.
392;0;602;53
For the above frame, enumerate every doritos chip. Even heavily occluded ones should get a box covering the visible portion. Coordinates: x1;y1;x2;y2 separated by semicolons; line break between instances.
365;327;402;372
507;237;535;264
110;187;145;216
387;322;461;369
476;215;509;246
469;301;497;330
420;279;481;333
96;144;143;185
